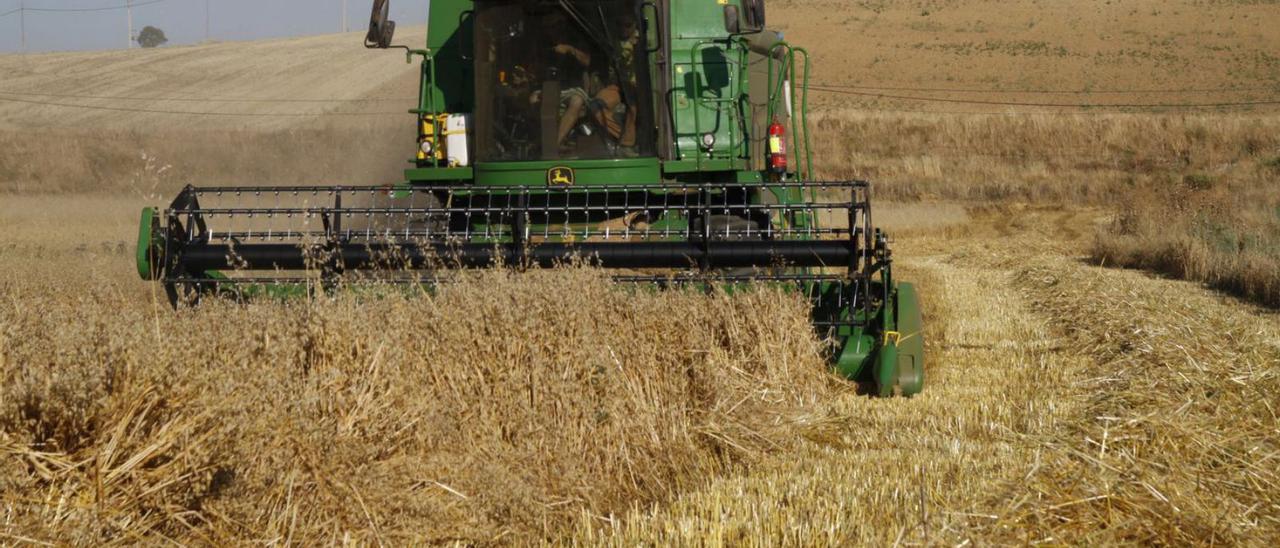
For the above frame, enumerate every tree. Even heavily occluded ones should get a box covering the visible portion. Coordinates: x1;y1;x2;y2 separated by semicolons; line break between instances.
137;26;168;48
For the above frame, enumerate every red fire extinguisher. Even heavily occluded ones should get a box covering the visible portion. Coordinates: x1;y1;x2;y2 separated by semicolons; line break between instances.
768;120;788;175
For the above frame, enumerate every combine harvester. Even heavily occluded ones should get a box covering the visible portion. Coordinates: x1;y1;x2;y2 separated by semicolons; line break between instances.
136;0;925;396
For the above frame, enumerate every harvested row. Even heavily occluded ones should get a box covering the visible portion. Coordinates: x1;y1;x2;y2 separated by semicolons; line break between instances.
569;237;1092;544
969;253;1280;544
568;212;1280;544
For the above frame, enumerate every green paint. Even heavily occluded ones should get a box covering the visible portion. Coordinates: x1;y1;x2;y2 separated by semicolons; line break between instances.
474;158;661;187
405;166;473;183
665;1;751;167
876;340;900;398
834;330;875;379
661;159;744;174
136;207;158;280
895;282;926;397
423;0;475;115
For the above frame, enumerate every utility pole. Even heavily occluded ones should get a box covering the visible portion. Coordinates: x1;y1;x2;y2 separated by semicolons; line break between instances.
19;0;25;53
343;0;348;33
127;0;133;48
205;0;210;42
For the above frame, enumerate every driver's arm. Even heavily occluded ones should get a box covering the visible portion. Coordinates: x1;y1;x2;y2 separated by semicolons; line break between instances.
554;44;591;67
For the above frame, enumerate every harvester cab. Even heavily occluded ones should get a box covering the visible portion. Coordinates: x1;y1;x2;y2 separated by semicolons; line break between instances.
135;0;926;397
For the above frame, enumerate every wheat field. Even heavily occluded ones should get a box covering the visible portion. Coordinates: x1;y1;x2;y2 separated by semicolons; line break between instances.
3;0;1279;545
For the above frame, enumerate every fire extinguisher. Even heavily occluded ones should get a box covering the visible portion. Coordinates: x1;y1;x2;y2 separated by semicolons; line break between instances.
768;120;788;175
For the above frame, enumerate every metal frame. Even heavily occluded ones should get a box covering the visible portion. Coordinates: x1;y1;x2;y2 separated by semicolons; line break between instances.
147;180;881;330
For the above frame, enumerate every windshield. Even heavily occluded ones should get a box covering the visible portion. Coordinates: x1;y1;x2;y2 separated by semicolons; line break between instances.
473;0;654;162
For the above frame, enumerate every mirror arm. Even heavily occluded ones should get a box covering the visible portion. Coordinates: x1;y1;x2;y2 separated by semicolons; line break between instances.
404;48;430;64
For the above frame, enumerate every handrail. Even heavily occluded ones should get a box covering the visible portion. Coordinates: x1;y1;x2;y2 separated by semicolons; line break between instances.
688;39;747;172
766;41;813;182
793;46;813;182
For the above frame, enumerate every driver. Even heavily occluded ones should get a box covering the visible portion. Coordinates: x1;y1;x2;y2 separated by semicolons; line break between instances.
538;18;641;150
586;18;640;149
549;39;596;148
523;11;599;150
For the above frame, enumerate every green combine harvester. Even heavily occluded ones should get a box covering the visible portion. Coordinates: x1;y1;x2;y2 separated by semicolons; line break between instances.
136;0;925;396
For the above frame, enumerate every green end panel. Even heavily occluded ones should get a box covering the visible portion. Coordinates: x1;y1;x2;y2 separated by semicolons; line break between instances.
876;341;900;398
895;282;926;396
834;333;874;380
136;207;160;280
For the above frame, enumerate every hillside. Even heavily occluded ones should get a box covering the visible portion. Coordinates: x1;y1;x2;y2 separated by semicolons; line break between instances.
2;0;1278;131
775;0;1280;113
0;29;424;131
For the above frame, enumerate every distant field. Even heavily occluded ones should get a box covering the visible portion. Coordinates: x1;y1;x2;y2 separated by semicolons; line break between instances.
4;1;1279;124
773;0;1280;112
0;29;426;192
3;1;1279;193
0;29;423;130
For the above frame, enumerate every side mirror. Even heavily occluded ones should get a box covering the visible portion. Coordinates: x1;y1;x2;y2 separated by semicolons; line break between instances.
723;5;741;35
745;0;766;29
365;0;397;49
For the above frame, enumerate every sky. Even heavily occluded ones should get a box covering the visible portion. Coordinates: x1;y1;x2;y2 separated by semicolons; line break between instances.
0;0;431;53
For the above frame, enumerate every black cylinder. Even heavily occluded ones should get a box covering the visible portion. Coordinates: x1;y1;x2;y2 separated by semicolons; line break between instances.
178;240;854;271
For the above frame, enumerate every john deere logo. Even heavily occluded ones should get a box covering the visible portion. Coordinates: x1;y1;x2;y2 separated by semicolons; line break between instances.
547;166;575;187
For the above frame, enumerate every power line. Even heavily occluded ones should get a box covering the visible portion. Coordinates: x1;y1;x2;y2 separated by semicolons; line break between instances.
3;88;1276;118
0;88;414;103
0;93;406;116
7;91;1276;119
808;86;1280;110
19;0;170;14
811;82;1280;95
813;102;1278;117
816;105;1121;117
3;0;177;52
